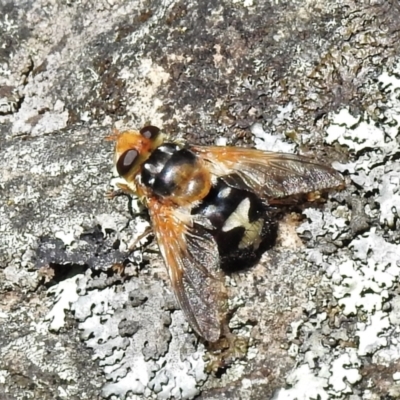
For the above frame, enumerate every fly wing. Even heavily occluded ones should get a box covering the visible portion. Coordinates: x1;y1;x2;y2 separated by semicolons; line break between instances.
193;146;345;200
147;199;225;342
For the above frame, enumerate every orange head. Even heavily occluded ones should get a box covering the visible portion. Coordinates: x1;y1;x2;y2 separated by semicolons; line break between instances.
108;126;165;180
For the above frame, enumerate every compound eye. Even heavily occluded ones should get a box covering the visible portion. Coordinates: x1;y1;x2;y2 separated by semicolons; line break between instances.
116;149;139;176
139;125;160;140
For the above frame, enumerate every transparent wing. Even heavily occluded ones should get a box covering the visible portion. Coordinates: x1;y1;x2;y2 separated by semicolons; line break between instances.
147;199;225;342
193;146;345;200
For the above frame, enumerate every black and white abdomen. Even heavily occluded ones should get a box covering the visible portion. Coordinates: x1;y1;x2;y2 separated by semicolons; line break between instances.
192;177;277;265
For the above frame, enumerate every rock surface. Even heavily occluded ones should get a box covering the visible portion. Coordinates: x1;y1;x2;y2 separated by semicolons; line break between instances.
1;0;400;399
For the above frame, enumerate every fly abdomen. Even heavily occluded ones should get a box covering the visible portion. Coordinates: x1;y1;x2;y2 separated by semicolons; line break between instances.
192;177;277;269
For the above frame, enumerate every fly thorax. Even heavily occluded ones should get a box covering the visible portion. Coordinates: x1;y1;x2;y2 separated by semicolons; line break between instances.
141;143;211;205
